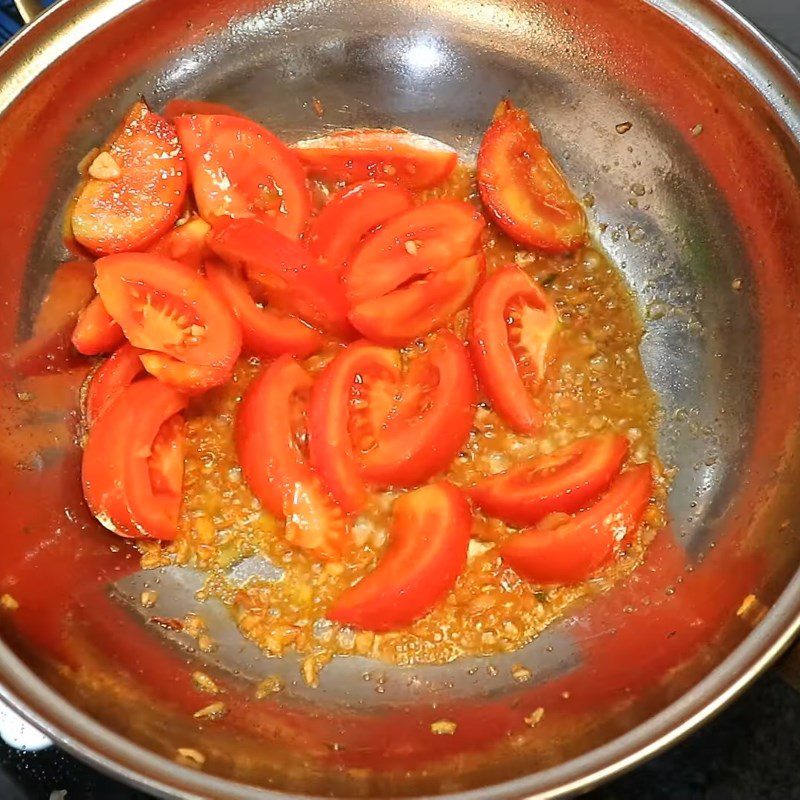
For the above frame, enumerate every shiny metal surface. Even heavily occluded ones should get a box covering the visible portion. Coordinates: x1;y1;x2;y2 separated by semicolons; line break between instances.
11;0;44;24
0;0;799;798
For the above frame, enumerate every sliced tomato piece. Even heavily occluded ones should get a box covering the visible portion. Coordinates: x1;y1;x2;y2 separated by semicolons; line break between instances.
72;295;125;356
94;252;241;392
175;114;311;238
500;464;653;584
82;377;187;539
359;331;476;487
205;261;322;359
236;356;348;559
309;341;401;513
163;99;246;122
469;264;558;433
306;180;414;268
477;99;586;253
294;129;458;189
71;101;187;255
208;217;350;337
84;343;146;427
326;482;472;630
467;434;629;527
148;217;211;271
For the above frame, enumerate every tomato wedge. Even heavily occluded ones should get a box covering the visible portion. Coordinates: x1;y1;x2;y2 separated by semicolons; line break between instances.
163;99;246;122
326;482;472;630
236;356;348;559
477;99;586;253
82;377;187;539
175;114;311;238
500;464;652;585
94;253;241;392
205;261;322;359
359;332;476;488
71;101;187;255
148;217;211;271
208;217;350;336
469;264;558;433
72;295;125;356
467;435;629;527
309;342;401;514
306;180;413;268
84;343;146;427
293;129;458;189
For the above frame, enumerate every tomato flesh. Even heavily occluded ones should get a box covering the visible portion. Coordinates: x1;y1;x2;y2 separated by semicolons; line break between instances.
326;482;472;630
148;217;211;271
175;114;311;238
72;101;187;255
84;343;146;427
467;434;629;527
500;464;652;584
163;99;246;122
470;264;557;433
477;99;586;253
293;128;458;189
72;295;125;356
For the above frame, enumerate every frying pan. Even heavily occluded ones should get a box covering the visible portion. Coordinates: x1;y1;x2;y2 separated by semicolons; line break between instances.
0;0;799;797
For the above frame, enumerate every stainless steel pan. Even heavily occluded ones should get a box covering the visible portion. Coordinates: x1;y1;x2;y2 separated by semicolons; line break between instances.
0;0;799;797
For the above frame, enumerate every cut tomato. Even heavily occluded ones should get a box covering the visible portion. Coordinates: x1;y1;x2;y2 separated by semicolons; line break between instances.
306;180;413;268
208;217;350;336
71;101;187;255
294;129;458;189
148;217;211;272
175;114;311;238
84;343;146;427
309;342;401;514
467;434;628;527
72;295;125;356
326;482;472;630
500;464;652;584
163;99;246;122
82;377;187;539
94;252;241;392
205;261;322;359
477;99;586;253
236;356;348;559
359;331;476;488
469;264;558;433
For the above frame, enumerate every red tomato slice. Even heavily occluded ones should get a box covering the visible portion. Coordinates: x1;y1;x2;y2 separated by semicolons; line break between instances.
326;482;472;630
306;180;413;268
236;356;349;559
71;101;187;256
293;129;458;189
469;264;558;433
72;295;125;356
208;217;350;336
309;342;401;514
359;332;476;488
500;464;653;584
82;377;187;539
467;434;629;527
175;114;311;238
162;99;247;122
94;252;241;392
477;99;586;253
148;217;211;271
84;343;146;427
205;261;322;359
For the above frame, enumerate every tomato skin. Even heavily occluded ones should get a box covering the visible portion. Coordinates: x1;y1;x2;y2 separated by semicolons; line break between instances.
469;264;557;433
148;217;211;271
326;482;472;630
500;464;653;585
205;261;322;359
84;343;145;427
477;99;586;253
72;295;125;355
162;99;246;122
309;342;401;514
208;217;351;337
175;114;311;238
467;434;629;527
236;356;349;559
306;180;413;268
72;101;187;256
360;332;476;488
293;129;458;189
82;377;187;540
